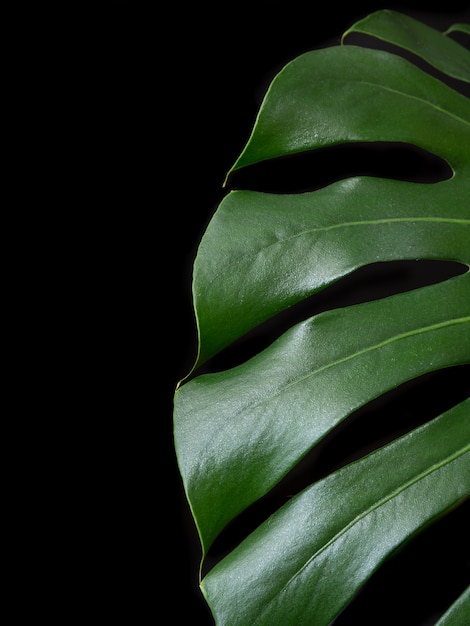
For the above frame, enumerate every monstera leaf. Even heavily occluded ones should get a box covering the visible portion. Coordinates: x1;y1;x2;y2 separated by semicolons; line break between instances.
174;10;470;625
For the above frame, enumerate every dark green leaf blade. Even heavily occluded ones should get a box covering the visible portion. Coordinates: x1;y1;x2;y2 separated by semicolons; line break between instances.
201;400;470;626
342;10;470;82
229;45;470;176
445;24;470;37
175;275;470;553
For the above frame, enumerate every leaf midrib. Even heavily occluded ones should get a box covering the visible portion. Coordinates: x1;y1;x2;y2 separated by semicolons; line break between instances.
205;216;470;284
274;216;470;248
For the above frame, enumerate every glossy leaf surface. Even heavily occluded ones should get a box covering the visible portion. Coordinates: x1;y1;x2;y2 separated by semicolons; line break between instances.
174;11;470;625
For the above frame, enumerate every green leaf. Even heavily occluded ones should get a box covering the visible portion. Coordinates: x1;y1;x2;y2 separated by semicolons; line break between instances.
228;45;470;176
342;10;470;83
445;23;470;38
435;586;470;625
201;401;470;626
174;11;470;624
176;278;470;553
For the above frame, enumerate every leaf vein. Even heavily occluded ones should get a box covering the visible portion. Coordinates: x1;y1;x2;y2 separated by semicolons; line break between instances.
285;316;470;392
337;78;470;127
276;216;470;247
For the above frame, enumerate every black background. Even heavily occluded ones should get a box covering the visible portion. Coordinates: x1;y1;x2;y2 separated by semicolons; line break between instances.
96;2;470;623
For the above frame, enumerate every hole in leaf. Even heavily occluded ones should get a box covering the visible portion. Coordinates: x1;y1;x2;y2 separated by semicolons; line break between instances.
202;364;470;577
228;143;452;194
200;260;467;375
311;364;470;478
